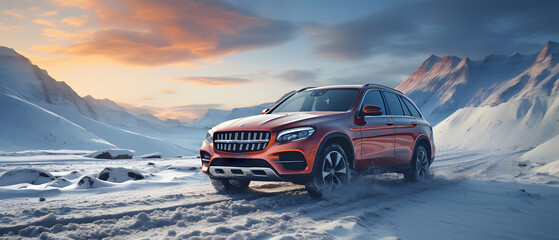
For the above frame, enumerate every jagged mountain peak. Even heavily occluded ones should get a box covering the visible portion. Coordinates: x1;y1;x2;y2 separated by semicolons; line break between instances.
537;40;559;61
457;57;471;67
0;46;31;64
421;55;441;71
397;41;559;125
0;46;17;55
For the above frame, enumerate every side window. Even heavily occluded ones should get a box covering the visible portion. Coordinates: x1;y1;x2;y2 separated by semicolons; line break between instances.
402;97;422;118
361;90;385;115
383;92;404;116
399;96;412;116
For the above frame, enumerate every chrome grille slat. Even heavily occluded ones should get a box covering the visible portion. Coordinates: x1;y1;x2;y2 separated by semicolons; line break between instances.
213;131;271;153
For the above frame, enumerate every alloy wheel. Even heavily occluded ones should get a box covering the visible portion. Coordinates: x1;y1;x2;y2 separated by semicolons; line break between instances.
321;150;348;189
415;147;429;178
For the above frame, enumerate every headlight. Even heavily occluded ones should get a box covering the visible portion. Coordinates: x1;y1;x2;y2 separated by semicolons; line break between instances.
204;128;215;143
276;127;316;143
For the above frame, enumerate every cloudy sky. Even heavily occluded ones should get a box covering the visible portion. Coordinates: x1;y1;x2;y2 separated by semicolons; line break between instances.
1;0;558;121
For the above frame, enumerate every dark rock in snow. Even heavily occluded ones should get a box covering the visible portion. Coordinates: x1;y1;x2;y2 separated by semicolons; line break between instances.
94;152;113;159
147;162;155;166
85;149;135;159
39;197;46;202
97;167;144;183
78;176;101;188
0;169;55;186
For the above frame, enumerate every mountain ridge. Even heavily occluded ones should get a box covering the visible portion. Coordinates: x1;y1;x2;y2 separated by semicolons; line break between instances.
397;41;559;125
0;47;195;156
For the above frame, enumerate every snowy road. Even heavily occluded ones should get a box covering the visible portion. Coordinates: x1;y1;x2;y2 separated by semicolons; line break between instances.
1;151;559;239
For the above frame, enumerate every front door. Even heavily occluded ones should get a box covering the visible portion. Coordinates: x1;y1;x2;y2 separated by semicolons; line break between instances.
359;90;395;167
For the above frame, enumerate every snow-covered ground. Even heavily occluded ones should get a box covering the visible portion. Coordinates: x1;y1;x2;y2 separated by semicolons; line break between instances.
1;148;558;239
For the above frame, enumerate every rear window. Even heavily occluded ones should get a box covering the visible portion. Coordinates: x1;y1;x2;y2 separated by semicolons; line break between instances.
402;97;422;118
383;92;404;116
271;89;358;113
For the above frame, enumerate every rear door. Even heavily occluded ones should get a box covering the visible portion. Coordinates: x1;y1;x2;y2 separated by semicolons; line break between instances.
359;90;395;167
383;91;419;166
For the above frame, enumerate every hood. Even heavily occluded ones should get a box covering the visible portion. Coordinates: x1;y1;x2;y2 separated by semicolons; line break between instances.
213;112;350;132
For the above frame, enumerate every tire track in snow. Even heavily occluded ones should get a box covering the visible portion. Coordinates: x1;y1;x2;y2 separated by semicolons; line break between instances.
0;186;304;237
2;177;457;239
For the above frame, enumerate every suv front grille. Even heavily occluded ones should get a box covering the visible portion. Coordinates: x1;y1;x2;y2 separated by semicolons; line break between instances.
213;131;271;153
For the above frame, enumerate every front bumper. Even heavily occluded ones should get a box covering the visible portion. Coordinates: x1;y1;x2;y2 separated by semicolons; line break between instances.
200;132;321;183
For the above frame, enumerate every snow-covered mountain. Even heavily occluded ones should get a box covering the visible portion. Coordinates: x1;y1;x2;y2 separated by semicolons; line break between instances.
434;96;559;151
0;47;195;156
397;41;559;125
188;103;274;129
188;90;296;129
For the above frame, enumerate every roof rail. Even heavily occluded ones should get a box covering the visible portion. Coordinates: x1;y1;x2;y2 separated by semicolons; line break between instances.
361;83;402;93
297;86;315;92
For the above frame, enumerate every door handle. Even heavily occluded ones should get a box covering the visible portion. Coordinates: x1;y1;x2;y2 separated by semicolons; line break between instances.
411;121;418;126
386;121;394;126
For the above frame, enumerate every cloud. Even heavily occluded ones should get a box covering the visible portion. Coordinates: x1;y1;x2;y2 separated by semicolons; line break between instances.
60;16;88;27
0;22;22;31
2;9;24;19
41;0;297;67
41;28;83;41
32;19;58;27
310;0;559;60
158;88;175;94
276;69;320;84
119;103;223;121
325;59;422;87
162;77;252;86
273;59;419;88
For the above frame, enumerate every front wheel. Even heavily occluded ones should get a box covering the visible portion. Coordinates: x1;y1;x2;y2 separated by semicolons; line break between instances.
211;178;250;193
404;145;430;182
305;143;350;198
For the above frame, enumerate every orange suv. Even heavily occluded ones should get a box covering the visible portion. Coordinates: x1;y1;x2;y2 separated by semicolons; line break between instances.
200;84;435;197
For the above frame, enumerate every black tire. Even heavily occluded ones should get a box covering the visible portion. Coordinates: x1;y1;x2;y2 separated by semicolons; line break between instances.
305;143;350;198
211;178;250;193
404;144;430;182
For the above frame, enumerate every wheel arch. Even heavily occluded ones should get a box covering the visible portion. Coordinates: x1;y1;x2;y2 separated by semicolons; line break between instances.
314;132;355;171
413;135;433;165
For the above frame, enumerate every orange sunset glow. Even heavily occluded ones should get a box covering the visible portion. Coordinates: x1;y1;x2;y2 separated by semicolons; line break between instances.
2;0;557;122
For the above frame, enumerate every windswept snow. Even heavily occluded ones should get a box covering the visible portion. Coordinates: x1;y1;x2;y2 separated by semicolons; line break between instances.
434;96;559;151
0;153;558;239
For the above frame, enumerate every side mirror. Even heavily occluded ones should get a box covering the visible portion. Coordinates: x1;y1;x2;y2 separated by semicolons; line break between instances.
262;108;269;114
363;105;382;116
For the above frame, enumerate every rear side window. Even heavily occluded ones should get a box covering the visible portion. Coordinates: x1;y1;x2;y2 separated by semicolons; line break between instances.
400;96;412;116
361;90;385;115
402;97;422;118
383;92;404;116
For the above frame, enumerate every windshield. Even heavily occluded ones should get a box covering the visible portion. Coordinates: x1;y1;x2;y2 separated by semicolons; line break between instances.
270;89;359;113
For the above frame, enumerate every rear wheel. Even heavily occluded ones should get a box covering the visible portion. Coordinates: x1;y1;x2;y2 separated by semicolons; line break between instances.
305;143;350;198
404;145;430;182
211;178;250;193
